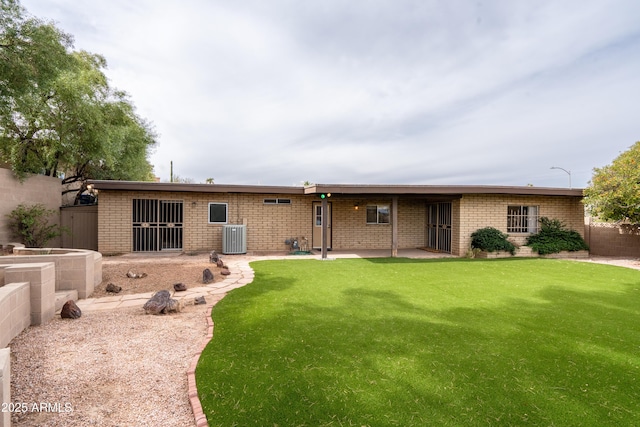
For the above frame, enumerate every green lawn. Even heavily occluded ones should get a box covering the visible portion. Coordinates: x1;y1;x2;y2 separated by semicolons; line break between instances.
196;258;640;426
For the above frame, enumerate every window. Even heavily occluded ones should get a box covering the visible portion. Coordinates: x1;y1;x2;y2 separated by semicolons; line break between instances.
208;203;228;224
263;198;291;205
366;205;390;224
507;205;538;233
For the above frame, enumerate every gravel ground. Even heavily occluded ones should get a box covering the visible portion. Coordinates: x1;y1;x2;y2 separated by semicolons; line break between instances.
8;253;225;427
9;305;208;427
93;255;224;298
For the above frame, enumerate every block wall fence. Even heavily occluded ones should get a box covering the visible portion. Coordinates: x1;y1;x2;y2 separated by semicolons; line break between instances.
0;168;62;246
585;219;640;258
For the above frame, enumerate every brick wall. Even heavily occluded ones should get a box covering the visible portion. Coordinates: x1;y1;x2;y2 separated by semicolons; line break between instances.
98;190;585;256
585;220;640;257
98;191;132;254
331;198;424;250
98;191;314;253
0;168;62;246
456;194;585;256
451;199;461;255
99;192;429;253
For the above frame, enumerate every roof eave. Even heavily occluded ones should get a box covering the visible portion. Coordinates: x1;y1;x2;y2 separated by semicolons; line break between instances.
88;180;306;195
305;184;584;197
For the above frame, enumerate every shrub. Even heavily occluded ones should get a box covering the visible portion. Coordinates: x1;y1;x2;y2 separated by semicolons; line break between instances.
471;227;516;255
526;217;589;255
6;203;66;247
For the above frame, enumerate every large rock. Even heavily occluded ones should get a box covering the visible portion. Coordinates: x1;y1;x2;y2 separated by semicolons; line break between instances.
173;282;187;292
61;300;82;319
127;270;147;279
143;290;181;315
106;283;122;293
220;268;230;276
209;250;219;263
203;268;214;284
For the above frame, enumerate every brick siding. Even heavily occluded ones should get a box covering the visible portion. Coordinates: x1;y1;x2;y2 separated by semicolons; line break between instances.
456;194;585;256
98;190;585;256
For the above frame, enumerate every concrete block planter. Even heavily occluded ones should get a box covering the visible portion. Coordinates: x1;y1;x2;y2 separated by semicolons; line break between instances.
476;247;589;259
540;250;590;259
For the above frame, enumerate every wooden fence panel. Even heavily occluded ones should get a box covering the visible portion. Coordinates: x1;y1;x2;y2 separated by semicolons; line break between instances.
60;205;98;250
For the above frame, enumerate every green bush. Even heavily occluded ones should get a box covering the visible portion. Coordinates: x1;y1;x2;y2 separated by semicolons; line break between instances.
6;204;66;247
526;217;589;255
471;227;516;255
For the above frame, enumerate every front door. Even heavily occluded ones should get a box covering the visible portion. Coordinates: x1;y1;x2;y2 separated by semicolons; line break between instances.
312;202;332;250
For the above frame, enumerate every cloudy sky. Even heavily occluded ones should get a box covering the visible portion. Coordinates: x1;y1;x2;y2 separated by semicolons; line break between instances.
21;0;640;188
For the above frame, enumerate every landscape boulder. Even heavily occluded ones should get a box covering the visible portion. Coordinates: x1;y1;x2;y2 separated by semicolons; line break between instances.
216;259;224;268
143;290;181;315
61;300;82;319
194;296;206;305
209;250;219;263
203;268;214;284
127;270;147;279
106;283;122;293
220;268;231;276
173;282;187;292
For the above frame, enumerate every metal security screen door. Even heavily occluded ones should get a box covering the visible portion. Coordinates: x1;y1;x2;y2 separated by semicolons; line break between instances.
426;203;452;253
132;199;183;251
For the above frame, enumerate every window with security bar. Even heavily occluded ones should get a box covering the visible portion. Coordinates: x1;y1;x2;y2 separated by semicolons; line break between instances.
132;199;183;251
507;205;539;233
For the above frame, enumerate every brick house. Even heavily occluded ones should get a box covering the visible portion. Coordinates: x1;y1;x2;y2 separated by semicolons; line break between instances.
89;181;584;256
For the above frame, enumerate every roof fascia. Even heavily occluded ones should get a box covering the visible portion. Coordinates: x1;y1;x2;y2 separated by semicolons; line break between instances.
88;180;305;195
89;180;583;198
305;184;584;197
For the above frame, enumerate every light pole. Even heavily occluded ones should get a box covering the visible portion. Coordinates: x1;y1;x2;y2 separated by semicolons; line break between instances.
550;166;571;189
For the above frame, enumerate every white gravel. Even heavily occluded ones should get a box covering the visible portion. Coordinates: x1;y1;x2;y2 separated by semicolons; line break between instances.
9;305;208;427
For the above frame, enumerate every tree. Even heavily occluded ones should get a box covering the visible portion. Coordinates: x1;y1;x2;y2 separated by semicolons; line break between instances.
0;0;156;203
584;141;640;223
0;0;73;106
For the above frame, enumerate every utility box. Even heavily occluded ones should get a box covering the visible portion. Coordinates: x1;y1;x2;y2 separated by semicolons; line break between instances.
222;225;247;254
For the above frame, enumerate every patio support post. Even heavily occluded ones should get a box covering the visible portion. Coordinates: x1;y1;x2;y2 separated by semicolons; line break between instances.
321;197;328;259
391;196;398;257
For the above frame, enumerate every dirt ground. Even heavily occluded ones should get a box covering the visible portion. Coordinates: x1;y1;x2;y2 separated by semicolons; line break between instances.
93;253;225;298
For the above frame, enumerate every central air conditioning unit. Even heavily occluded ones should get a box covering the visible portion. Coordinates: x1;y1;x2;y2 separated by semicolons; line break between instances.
222;225;247;254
